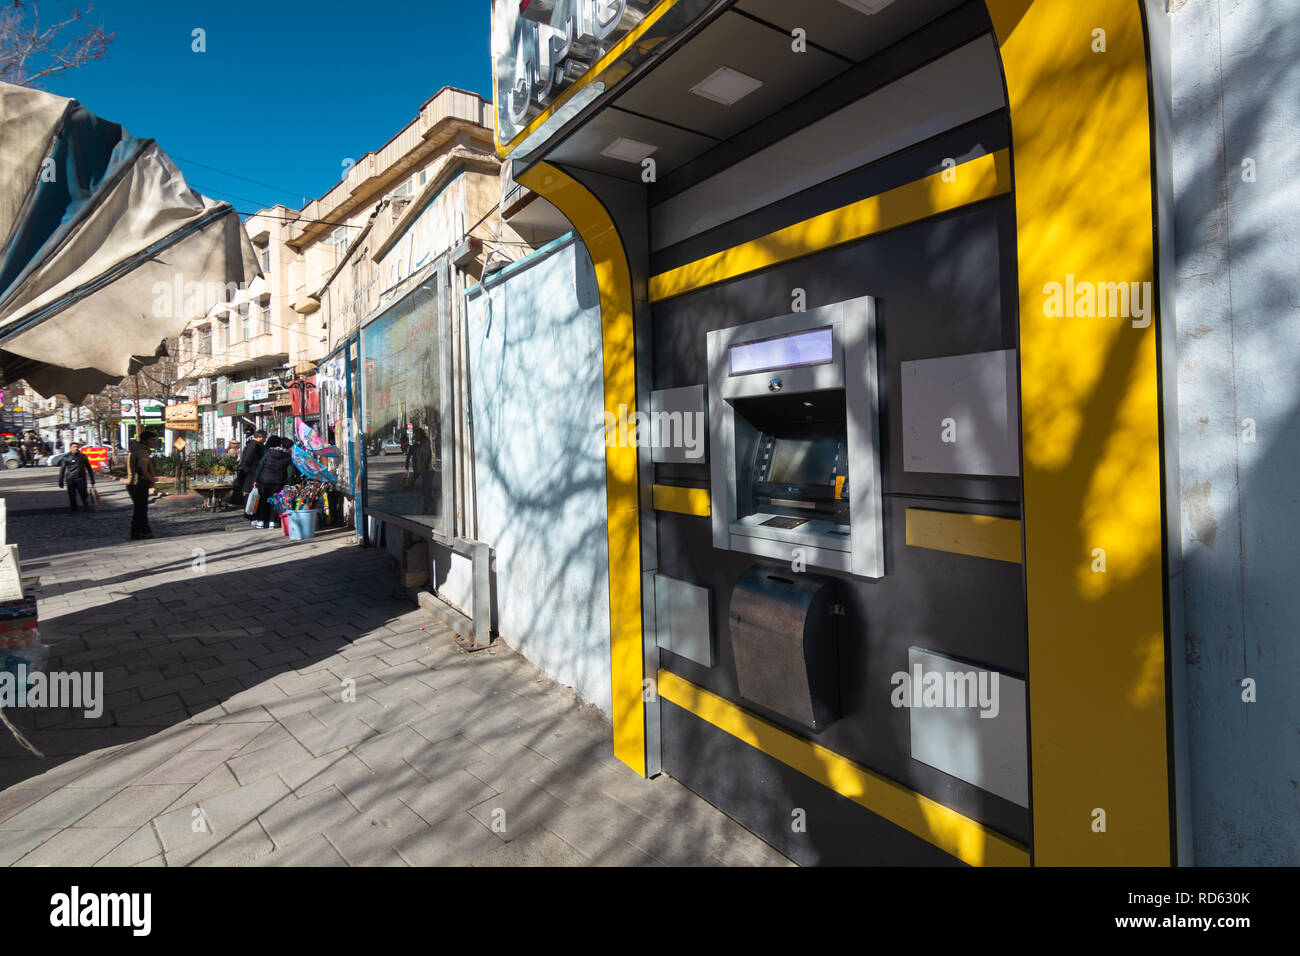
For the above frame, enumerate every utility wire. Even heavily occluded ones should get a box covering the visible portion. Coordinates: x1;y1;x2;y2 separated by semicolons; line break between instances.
170;155;305;200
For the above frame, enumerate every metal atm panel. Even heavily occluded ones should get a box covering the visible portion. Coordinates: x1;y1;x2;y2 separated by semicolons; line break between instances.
706;297;884;578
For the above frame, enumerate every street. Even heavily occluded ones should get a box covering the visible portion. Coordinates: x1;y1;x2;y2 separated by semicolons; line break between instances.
0;469;790;866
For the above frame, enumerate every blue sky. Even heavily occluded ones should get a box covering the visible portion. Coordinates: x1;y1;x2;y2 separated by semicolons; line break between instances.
40;1;494;215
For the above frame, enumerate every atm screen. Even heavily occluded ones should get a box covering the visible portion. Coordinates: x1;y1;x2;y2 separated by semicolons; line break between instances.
729;327;833;375
768;437;840;486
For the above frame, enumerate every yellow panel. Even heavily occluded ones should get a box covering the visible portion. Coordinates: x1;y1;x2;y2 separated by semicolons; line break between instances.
648;149;1012;302
984;0;1171;864
658;669;1030;867
516;162;645;776
495;0;682;157
905;508;1022;564
652;484;710;516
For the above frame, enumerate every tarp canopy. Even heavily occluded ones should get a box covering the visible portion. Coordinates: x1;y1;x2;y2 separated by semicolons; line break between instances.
0;81;260;402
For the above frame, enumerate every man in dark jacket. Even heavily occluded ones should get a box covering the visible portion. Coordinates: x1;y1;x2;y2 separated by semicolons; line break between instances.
126;432;157;540
228;430;266;509
58;441;97;512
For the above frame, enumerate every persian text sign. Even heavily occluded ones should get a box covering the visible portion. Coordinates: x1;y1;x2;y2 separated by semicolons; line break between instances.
165;402;199;430
81;446;110;471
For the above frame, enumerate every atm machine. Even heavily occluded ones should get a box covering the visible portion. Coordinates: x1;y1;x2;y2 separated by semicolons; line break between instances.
703;296;883;732
707;296;883;578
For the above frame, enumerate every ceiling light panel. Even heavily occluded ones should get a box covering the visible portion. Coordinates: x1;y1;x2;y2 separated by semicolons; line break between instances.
689;66;764;106
601;136;659;163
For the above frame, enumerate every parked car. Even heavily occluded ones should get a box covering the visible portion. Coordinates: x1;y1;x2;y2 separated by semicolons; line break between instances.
45;451;71;468
380;438;403;456
2;447;22;469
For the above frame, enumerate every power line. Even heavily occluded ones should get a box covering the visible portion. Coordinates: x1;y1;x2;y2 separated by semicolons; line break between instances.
170;154;305;200
234;210;366;230
192;182;282;211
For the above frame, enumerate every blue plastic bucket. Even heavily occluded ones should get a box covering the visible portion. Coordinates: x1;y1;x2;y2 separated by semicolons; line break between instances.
286;510;320;540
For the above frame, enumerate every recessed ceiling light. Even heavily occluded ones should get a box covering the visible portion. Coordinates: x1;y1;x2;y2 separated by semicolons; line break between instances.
601;136;659;163
690;66;763;106
835;0;899;14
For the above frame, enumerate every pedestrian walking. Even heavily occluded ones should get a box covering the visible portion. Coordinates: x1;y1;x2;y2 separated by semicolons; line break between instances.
250;436;296;529
126;431;157;540
58;441;97;512
228;429;267;509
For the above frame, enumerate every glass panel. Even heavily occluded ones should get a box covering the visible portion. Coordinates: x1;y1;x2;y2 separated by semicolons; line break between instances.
360;273;444;532
728;327;833;376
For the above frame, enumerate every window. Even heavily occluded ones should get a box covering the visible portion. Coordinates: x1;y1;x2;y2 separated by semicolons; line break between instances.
241;305;252;341
199;329;212;356
360;263;447;534
260;303;270;336
330;226;349;263
260;247;271;272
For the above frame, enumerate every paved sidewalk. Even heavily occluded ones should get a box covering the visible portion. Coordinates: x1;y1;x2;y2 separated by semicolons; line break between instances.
0;473;790;866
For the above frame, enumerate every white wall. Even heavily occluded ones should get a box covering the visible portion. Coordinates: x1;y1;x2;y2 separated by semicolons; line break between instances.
465;234;613;715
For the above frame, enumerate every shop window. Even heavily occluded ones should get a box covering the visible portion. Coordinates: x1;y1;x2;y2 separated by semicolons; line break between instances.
359;260;448;535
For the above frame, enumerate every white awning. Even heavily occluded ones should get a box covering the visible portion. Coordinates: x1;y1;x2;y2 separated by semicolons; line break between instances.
0;81;260;402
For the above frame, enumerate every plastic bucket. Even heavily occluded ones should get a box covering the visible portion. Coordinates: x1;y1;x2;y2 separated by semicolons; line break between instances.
286;509;320;541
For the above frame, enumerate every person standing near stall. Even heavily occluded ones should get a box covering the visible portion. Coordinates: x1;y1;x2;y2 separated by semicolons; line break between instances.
126;431;157;540
229;429;267;509
250;436;295;529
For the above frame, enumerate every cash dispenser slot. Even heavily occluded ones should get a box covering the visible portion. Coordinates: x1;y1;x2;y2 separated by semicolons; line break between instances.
729;565;840;732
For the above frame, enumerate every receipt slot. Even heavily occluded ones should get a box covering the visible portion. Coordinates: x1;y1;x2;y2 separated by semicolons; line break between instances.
707;297;884;578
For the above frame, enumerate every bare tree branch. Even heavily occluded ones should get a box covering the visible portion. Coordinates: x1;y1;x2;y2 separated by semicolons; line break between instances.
0;1;113;88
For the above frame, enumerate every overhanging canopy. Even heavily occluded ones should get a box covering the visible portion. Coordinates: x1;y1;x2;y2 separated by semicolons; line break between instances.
0;81;260;402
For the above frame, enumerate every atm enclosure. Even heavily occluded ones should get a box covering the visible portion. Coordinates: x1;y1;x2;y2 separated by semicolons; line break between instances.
706;297;884;579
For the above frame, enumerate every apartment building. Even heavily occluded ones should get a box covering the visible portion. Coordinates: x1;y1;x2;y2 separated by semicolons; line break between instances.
175;87;566;462
174;203;324;455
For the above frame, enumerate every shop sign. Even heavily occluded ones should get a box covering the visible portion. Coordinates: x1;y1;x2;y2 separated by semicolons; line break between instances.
248;379;270;401
120;399;165;417
165;402;199;431
80;445;111;471
224;381;246;402
495;0;658;144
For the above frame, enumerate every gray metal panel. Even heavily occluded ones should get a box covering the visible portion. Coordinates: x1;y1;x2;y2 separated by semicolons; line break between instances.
906;647;1028;808
653;573;714;667
650;384;707;463
900;349;1020;477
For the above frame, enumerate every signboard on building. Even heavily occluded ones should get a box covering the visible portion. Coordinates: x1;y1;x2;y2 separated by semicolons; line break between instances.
224;381;246;402
248;379;270;401
493;0;661;147
81;445;110;471
120;399;165;418
165;402;199;431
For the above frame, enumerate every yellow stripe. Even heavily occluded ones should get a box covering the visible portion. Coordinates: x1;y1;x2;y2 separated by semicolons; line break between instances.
985;0;1171;863
517;162;646;776
648;149;1012;302
658;669;1029;867
652;484;710;516
905;508;1022;564
496;0;681;157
